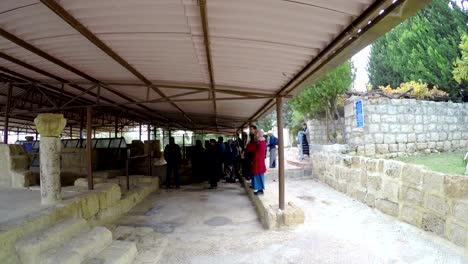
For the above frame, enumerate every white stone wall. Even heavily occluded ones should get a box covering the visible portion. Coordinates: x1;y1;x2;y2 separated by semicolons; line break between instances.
306;118;344;144
344;97;468;156
310;151;468;249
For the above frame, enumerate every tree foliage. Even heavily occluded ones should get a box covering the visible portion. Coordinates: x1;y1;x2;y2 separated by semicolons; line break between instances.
290;60;354;143
290;61;354;118
453;34;468;84
368;0;468;97
256;101;293;132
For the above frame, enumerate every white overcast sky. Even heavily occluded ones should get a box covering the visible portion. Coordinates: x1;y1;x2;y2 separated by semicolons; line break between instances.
350;0;466;92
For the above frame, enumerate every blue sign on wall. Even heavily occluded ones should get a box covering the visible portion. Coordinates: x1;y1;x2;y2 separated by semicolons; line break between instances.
355;100;364;128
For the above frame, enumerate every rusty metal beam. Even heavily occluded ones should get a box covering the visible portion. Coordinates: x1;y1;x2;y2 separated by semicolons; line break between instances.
3;82;12;143
40;0;190;123
0;29;168;122
242;0;407;130
199;0;218;128
86;106;93;190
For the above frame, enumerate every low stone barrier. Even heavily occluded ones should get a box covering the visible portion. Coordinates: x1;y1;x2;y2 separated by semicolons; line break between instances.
0;176;159;263
0;144;34;188
310;151;468;249
242;179;304;229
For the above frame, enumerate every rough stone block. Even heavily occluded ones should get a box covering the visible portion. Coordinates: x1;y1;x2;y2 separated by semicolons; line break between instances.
401;186;424;206
444;176;468;199
351;156;361;169
408;134;416;143
396;134;408;143
422;171;444;194
382;179;399;203
383;134;396;144
365;144;376;156
381;124;389;132
388;144;398;153
414;125;424;133
369;124;380;133
365;193;376;208
383;160;403;179
374;133;384;144
389;124;401;133
453;201;468;224
401;125;413;133
398;143;407;152
376;199;399;217
399;205;422;227
443;141;452;151
416;143;428;150
281;202;306;227
367;175;382;193
436;142;445;150
422;213;445;236
448;222;467;247
425;194;447;216
406;143;416;153
401;165;423;188
376;144;389;154
81;192;100;220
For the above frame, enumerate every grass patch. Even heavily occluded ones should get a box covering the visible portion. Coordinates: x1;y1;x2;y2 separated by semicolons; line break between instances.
396;151;467;175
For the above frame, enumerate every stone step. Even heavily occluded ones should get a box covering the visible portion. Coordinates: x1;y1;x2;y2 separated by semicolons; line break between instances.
16;218;89;264
39;226;112;264
85;240;138;264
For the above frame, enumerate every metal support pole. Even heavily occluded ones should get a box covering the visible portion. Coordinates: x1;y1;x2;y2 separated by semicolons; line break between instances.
139;123;142;141
80;108;84;147
35;130;39;141
4;82;12;144
70;125;73;139
182;132;186;160
276;97;285;210
114;116;118;138
126;159;130;190
147;124;150;141
87;107;94;190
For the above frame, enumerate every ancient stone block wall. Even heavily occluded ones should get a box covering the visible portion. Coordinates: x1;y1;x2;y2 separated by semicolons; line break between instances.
310;151;468;249
0;144;34;188
306;119;329;144
306;119;345;144
344;97;468;156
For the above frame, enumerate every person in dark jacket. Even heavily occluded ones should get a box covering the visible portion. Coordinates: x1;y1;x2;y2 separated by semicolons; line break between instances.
207;139;219;189
191;140;204;183
164;137;181;189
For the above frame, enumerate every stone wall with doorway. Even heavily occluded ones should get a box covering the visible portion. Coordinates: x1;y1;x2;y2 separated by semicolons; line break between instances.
310;151;468;249
344;97;468;156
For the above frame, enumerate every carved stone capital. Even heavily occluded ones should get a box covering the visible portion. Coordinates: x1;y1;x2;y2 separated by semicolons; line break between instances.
34;114;67;137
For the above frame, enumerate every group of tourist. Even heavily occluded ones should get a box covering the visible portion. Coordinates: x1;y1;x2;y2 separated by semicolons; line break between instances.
164;124;278;196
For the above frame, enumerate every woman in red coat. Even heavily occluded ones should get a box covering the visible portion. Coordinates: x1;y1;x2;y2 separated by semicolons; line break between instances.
246;129;267;195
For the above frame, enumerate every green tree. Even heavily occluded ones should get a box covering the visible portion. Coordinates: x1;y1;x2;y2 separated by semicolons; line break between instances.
256;101;293;132
368;0;468;96
454;34;468;84
290;60;354;143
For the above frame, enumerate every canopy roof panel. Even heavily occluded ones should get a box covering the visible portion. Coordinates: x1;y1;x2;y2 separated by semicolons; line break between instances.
0;0;431;133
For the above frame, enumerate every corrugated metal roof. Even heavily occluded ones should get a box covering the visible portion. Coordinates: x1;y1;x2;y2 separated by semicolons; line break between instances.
0;0;429;132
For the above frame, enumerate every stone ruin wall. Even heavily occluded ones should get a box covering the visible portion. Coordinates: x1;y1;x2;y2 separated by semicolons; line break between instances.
310;151;468;249
343;98;468;156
